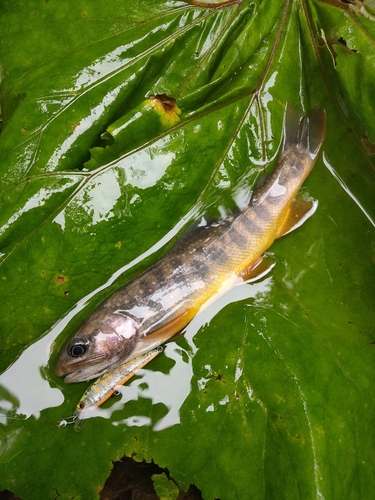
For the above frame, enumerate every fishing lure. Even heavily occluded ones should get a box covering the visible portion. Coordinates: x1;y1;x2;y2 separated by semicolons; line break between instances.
73;347;162;431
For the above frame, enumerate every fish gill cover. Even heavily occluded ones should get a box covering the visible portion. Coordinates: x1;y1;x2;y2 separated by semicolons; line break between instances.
0;0;375;499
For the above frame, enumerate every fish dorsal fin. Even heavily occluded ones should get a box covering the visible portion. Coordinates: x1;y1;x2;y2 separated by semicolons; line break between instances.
142;309;196;344
276;197;318;238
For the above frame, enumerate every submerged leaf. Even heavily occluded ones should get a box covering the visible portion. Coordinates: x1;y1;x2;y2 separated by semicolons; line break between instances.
0;0;375;499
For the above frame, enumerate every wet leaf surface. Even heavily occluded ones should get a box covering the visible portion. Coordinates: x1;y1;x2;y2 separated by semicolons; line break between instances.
0;0;375;499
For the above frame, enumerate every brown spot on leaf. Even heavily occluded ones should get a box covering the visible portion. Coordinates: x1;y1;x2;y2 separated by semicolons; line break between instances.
361;136;375;156
56;276;65;283
145;94;181;128
149;94;177;113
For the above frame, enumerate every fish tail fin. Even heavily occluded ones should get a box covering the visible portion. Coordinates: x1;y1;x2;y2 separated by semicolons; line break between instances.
282;103;326;159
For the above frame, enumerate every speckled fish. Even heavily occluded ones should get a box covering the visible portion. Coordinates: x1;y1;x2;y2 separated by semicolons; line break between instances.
73;347;162;432
55;104;326;383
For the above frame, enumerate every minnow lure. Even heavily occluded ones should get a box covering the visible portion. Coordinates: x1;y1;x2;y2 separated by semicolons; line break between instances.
55;104;326;384
72;347;162;431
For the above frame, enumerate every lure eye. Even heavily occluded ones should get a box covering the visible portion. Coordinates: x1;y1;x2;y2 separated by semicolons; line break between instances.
69;338;89;358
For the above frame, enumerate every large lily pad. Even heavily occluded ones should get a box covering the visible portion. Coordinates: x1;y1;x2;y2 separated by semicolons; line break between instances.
0;0;374;499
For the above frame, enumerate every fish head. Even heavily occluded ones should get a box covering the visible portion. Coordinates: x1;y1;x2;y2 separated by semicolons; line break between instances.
54;307;140;383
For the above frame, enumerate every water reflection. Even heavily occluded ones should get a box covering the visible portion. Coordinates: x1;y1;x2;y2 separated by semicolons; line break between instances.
112;342;193;431
0;178;78;240
45;85;129;172
323;152;375;228
0;328;64;424
53;140;176;232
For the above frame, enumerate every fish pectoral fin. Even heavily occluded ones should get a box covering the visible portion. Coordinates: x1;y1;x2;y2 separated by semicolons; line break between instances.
142;308;196;345
276;197;318;238
239;255;276;282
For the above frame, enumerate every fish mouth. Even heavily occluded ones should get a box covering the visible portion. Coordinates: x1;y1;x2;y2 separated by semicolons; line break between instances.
63;363;109;383
61;353;128;383
64;369;101;384
55;354;109;383
64;370;85;384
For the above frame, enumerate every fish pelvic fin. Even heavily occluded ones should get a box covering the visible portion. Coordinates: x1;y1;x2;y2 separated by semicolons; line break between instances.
282;103;326;159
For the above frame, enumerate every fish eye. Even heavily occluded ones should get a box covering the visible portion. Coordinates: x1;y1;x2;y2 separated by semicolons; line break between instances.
69;338;89;358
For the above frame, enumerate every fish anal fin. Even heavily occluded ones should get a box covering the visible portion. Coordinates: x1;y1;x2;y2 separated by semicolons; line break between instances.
239;255;276;282
276;197;317;238
142;309;196;345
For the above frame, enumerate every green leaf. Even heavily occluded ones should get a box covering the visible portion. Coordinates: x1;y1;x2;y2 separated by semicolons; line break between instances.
1;0;375;499
152;473;180;500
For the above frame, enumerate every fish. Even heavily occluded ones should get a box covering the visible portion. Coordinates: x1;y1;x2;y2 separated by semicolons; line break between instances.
55;104;326;383
72;347;162;432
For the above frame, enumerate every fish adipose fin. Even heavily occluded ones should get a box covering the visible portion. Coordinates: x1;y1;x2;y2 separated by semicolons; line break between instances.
276;197;318;238
282;103;326;159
